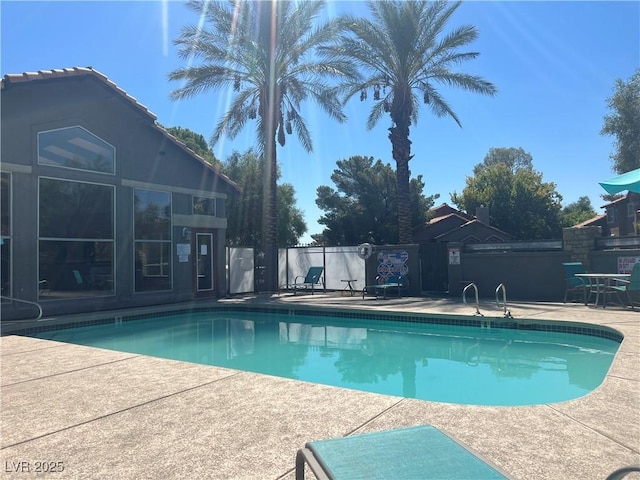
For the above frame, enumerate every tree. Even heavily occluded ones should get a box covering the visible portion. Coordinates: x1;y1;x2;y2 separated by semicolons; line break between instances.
277;183;307;247
561;196;597;228
478;147;532;172
451;148;563;240
601;69;640;174
169;0;357;290
315;155;437;245
223;149;306;247
165;126;220;167
331;0;496;244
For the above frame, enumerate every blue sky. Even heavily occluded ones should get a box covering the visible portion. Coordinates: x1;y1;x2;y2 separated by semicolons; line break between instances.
2;1;639;243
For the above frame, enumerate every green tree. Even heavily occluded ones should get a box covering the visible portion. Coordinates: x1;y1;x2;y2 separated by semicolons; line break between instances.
561;196;597;227
277;183;307;247
331;0;496;244
451;148;563;240
601;69;640;174
315;155;437;245
169;0;357;290
479;147;533;171
165;126;220;167
223;150;306;247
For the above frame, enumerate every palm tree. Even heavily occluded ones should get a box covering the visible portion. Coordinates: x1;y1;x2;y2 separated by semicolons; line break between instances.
169;0;357;291
332;0;497;243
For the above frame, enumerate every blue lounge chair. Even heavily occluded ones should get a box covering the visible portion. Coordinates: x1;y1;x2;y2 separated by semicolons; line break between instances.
362;274;408;299
280;266;325;296
295;425;512;480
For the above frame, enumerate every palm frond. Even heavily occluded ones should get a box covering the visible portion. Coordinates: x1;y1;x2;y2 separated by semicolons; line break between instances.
169;65;239;100
430;70;498;96
290;112;313;152
211;88;259;143
366;99;389;131
421;85;462;126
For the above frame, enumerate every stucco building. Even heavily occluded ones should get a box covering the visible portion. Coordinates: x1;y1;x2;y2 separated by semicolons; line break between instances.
1;67;239;319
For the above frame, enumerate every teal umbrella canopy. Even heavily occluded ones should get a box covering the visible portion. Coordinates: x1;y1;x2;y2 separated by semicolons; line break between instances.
599;168;640;194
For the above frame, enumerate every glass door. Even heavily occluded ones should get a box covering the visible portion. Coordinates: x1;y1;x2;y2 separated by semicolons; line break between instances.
196;233;214;293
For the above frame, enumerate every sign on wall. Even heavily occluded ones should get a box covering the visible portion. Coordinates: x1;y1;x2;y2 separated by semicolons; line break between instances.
448;247;461;265
177;243;191;263
617;256;640;274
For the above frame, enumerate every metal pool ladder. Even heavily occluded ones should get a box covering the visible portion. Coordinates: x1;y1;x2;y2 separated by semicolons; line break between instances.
1;296;43;321
495;283;512;318
462;283;483;317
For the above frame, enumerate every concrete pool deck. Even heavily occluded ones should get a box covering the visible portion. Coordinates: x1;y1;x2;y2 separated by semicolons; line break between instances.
1;295;638;479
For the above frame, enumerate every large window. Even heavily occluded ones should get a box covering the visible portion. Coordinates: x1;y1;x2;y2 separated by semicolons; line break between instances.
38;126;115;174
1;172;11;297
134;189;172;292
39;178;115;298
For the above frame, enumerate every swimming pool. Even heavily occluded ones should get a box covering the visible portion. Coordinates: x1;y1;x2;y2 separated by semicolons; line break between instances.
30;308;620;406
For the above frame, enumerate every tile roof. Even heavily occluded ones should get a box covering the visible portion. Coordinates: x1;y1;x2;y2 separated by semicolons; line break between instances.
600;193;633;208
2;67;240;192
573;214;607;227
433;219;511;241
427;212;466;225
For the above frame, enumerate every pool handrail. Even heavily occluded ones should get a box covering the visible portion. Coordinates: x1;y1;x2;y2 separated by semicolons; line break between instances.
1;296;43;320
495;283;512;318
462;283;482;316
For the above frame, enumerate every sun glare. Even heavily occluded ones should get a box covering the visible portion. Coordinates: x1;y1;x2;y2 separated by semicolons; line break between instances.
161;0;169;57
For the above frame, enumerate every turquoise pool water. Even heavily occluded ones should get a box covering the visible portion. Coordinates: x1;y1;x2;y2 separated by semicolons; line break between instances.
31;310;620;406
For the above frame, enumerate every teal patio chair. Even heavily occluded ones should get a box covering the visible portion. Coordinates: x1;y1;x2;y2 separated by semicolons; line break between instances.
562;262;587;303
561;262;606;304
362;274;408;300
280;266;325;296
610;262;640;310
295;425;512;480
562;262;608;305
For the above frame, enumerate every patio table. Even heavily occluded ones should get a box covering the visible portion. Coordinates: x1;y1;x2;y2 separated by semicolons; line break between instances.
575;273;630;308
340;279;358;296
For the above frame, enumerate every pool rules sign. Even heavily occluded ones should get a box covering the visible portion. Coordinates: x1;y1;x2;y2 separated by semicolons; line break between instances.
448;247;461;265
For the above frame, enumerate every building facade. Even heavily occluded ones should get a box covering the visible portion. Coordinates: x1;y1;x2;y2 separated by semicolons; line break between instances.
1;68;239;319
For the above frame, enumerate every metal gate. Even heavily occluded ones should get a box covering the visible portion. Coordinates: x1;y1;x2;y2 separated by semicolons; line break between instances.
419;243;448;293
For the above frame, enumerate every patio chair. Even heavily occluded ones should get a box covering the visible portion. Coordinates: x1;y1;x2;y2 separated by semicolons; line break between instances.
610;262;640;310
280;266;325;296
295;425;512;480
72;269;86;290
561;262;597;304
362;274;408;300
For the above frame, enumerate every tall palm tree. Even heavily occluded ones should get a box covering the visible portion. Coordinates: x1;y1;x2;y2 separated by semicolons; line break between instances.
169;0;357;291
333;0;497;243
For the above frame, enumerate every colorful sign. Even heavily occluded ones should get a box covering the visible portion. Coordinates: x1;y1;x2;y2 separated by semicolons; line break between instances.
376;249;409;281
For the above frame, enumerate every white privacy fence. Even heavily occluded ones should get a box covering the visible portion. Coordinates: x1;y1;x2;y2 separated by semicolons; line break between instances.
227;247;255;294
279;246;366;291
227;246;366;294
